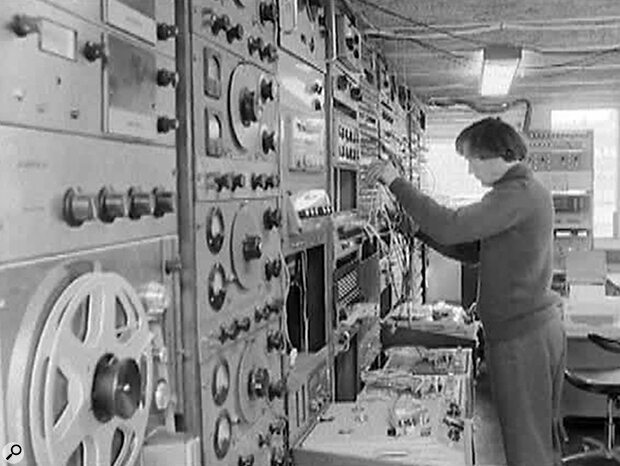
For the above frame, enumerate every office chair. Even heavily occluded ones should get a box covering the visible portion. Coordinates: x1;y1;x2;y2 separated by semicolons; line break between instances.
562;333;620;464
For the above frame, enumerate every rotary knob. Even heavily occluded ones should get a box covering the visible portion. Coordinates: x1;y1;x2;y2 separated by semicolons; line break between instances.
262;131;277;154
270;449;286;466
98;188;127;223
258;433;271;448
214;173;233;192
254;306;270;323
263;208;281;230
350;87;362;101
240;89;260;125
265;259;282;280
265;300;283;316
83;41;105;62
265;174;279;189
219;319;241;343
11;15;38;37
269;420;285;435
268;380;287;400
260;79;276;102
210;14;230;36
336;75;348;90
242;235;262;261
153;188;175;217
157;69;178;87
157;23;178;40
251;173;267;190
260;43;278;63
239;455;255;466
227;24;244;43
63;188;95;227
259;2;277;24
128;189;154;219
267;331;285;352
157;116;179;133
231;173;246;191
249;368;270;398
248;36;264;56
238;316;251;333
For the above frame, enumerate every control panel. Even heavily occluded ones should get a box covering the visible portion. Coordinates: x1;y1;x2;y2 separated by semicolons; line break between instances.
335;112;360;165
278;0;327;71
335;13;361;72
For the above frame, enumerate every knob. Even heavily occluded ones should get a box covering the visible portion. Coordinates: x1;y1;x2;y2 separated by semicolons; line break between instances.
266;300;283;316
240;90;260;125
310;81;323;94
239;455;255;466
350;87;362;101
251;173;267;190
258;433;271;448
254;306;270;323
83;41;105;62
263;208;281;230
63;188;95;227
242;236;262;261
220;319;240;342
268;380;286;400
128;189;154;219
259;2;277;24
265;259;282;280
210;14;231;36
265;174;279;189
157;69;178;87
270;449;286;466
231;173;246;191
214;173;233;192
262;131;277;154
157;116;178;133
248;36;264;56
267;331;285;352
227;24;244;43
238;317;251;333
260;79;276;102
249;368;270;398
153;188;175;217
336;75;348;90
260;43;278;63
98;188;127;223
157;23;178;40
11;15;38;37
269;420;285;435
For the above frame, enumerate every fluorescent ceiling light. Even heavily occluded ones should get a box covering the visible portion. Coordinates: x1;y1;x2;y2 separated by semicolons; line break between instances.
480;45;521;96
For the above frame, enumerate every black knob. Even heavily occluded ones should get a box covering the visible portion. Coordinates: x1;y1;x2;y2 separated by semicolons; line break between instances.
260;43;278;63
238;317;251;332
243;236;262;261
214;173;233;192
270;449;286;466
350;87;362;101
248;36;264;56
83;41;105;62
238;455;255;466
63;188;95;227
128;189;154;219
157;69;178;87
157;23;178;40
310;81;323;94
267;331;285;352
260;2;277;24
227;24;244;43
268;380;286;400
263;208;281;230
254;306;270;323
258;433;271;448
265;174;279;189
269;420;285;435
266;300;283;316
313;99;322;111
98;188;127;223
153;188;175;217
11;15;38;37
240;90;260;125
249;368;270;398
265;259;282;281
226;319;241;341
262;131;277;154
336;75;348;90
157;116;179;133
260;79;276;102
231;173;246;191
251;173;267;190
210;14;230;36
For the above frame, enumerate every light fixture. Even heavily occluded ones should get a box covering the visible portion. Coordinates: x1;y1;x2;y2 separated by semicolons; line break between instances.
480;44;522;96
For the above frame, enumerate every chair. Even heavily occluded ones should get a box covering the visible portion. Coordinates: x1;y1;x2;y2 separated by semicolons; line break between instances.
562;333;620;464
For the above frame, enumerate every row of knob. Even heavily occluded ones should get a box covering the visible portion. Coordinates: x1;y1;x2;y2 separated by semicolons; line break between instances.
338;145;360;161
214;300;283;341
335;75;362;100
297;205;332;219
63;187;174;227
208;172;280;192
338;125;359;143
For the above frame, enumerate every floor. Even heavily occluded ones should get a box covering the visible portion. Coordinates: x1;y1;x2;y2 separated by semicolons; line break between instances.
474;371;620;465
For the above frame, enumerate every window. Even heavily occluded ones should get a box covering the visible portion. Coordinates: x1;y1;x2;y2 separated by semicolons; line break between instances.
551;109;619;238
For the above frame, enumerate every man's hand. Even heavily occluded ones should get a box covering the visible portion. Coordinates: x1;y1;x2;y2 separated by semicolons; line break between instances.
366;160;400;186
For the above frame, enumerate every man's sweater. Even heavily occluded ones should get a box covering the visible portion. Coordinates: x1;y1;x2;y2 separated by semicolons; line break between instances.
389;163;562;341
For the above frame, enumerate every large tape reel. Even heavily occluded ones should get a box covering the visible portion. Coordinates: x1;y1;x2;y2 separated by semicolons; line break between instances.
7;266;153;466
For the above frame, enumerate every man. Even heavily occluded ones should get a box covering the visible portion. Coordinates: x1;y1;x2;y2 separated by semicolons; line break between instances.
368;117;567;466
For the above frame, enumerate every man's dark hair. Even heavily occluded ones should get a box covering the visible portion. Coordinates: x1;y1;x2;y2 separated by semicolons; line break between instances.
455;117;527;162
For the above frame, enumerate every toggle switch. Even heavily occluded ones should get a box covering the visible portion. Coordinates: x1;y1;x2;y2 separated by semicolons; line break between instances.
63;188;95;227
